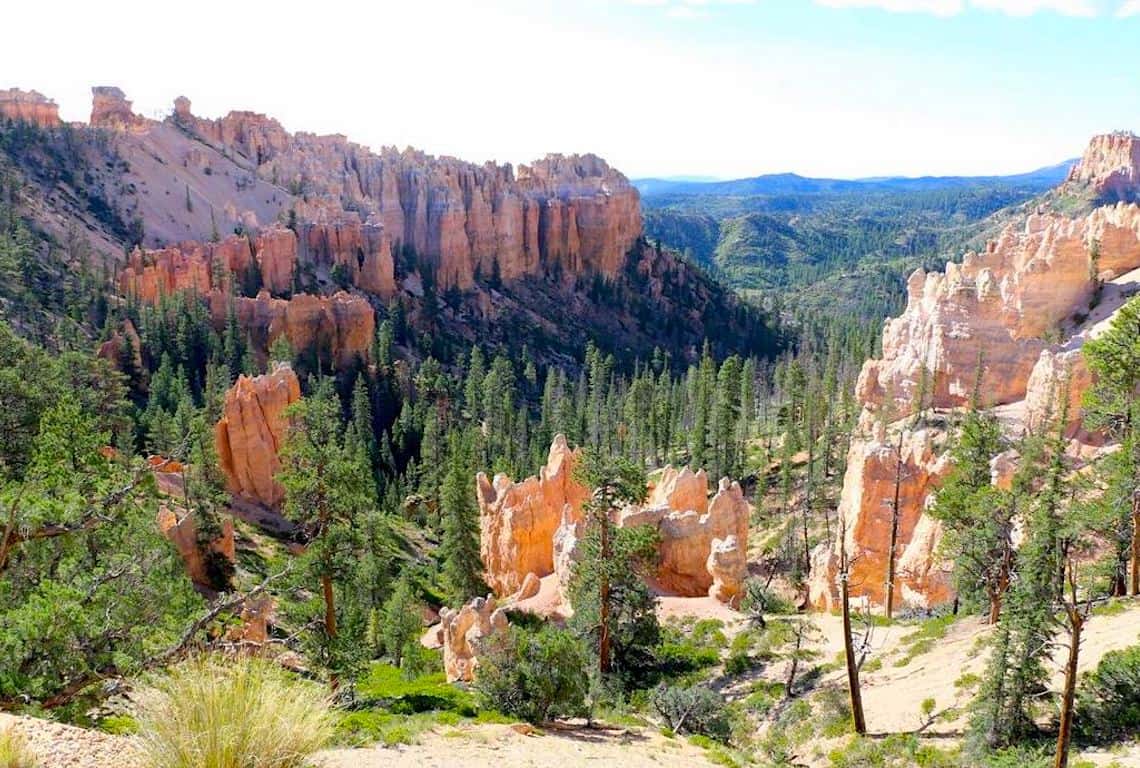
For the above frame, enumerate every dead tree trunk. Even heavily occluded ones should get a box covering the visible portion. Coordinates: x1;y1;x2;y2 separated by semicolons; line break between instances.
885;430;905;620
840;530;867;735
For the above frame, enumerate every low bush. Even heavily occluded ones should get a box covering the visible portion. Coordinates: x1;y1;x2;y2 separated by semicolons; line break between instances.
1074;643;1140;743
134;655;333;768
0;727;38;768
474;626;588;724
356;662;475;715
651;683;731;741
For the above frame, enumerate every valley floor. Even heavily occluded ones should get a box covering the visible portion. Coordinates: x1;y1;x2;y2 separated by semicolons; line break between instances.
4;599;1139;768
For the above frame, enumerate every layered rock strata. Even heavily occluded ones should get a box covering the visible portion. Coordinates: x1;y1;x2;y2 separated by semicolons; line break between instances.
172;100;642;291
0;88;60;127
811;135;1140;611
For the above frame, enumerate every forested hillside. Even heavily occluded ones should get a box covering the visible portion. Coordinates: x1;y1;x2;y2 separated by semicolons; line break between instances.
640;166;1069;324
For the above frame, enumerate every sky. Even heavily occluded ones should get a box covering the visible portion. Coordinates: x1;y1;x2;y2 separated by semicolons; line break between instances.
2;0;1138;179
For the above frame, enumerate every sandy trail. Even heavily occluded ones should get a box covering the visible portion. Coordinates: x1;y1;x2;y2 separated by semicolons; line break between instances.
316;723;718;768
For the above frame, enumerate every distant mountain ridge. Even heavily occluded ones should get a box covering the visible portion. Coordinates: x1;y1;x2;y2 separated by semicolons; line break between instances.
634;160;1075;198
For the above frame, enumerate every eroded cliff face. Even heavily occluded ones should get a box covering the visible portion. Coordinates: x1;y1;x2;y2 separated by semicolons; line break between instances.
1066;132;1140;203
0;88;60;128
857;203;1140;422
214;363;301;508
809;424;953;612
812;134;1140;612
172;102;642;291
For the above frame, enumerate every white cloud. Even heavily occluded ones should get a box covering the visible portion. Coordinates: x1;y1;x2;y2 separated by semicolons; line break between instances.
816;0;1106;14
1118;0;1140;15
815;0;963;15
667;5;709;16
970;0;1098;16
628;0;756;18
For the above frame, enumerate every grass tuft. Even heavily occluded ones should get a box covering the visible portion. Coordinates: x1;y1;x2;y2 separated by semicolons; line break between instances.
134;655;333;768
0;726;38;768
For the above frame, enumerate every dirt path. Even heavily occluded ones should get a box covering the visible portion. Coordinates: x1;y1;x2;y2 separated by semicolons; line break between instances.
314;723;718;768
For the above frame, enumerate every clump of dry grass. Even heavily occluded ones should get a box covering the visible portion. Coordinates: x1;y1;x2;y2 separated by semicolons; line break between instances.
0;726;38;768
135;655;333;768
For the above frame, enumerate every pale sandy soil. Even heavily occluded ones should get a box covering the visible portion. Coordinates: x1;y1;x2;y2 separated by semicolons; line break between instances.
0;713;142;768
315;723;719;768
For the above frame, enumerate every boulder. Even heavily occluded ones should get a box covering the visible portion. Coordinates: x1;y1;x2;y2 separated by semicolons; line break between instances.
214;363;301;508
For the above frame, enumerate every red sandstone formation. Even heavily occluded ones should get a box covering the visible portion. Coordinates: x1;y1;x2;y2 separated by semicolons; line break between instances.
210;290;374;370
214;364;301;508
477;435;589;595
809;424;953;612
298;215;396;298
614;469;751;600
811;135;1140;612
1066;132;1140;201
254;226;297;294
90;86;145;130
0;88;60;128
479;437;751;606
157;505;235;590
171;101;641;291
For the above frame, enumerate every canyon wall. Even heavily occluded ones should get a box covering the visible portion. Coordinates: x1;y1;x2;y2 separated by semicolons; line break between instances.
813;134;1140;612
0;88;60;128
1066;132;1140;203
172;101;642;291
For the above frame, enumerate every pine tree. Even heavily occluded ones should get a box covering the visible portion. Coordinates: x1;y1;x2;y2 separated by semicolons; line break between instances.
440;431;487;602
278;378;375;686
568;451;658;682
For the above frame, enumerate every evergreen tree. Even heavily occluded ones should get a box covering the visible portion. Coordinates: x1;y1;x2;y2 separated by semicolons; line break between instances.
440;430;487;602
279;378;375;686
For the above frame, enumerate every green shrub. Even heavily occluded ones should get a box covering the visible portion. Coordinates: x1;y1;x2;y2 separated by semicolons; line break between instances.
724;650;755;676
0;727;38;768
827;733;957;767
96;715;138;735
741;579;796;621
134;655;333;768
655;636;721;677
356;661;474;715
651;684;731;741
1074;643;1140;743
691;619;728;649
474;626;588;724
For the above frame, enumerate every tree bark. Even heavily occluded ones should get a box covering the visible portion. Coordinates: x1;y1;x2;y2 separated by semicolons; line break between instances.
1131;491;1140;596
598;511;613;675
840;534;867;735
1054;601;1084;768
885;431;904;620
